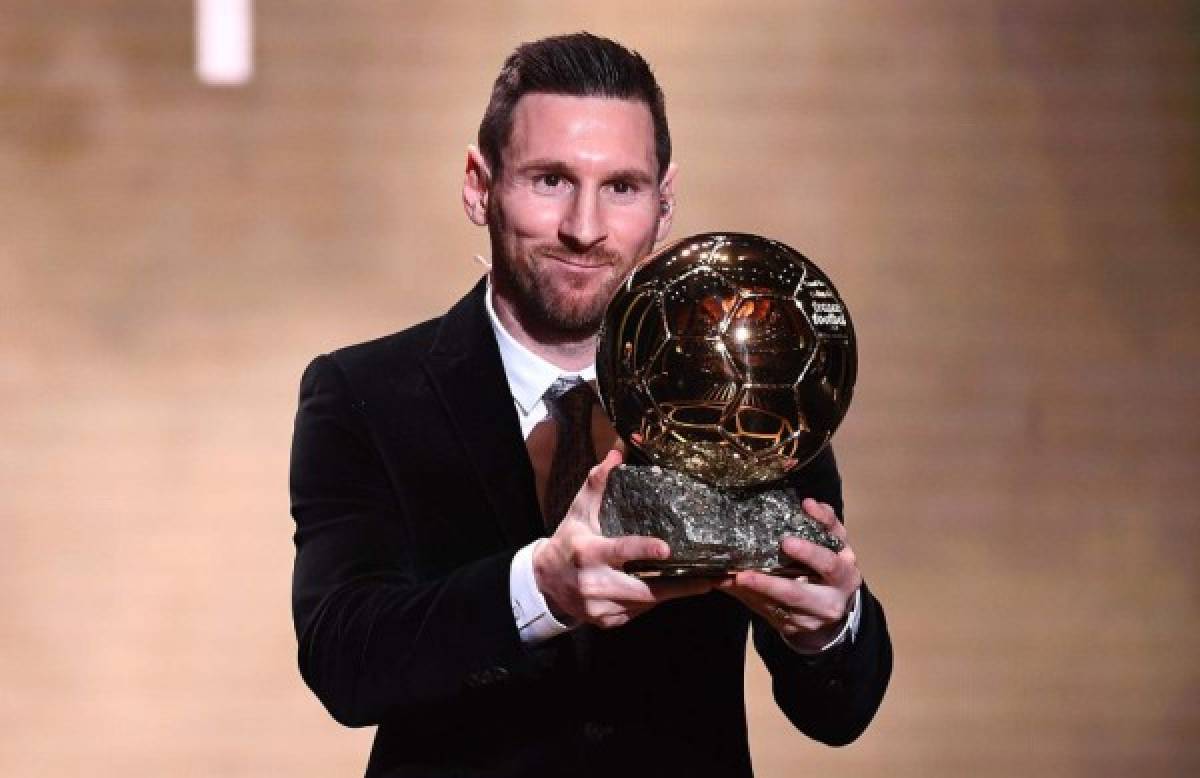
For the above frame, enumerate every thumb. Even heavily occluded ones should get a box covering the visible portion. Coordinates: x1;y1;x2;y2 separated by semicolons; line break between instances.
584;449;624;492
583;449;624;532
597;447;623;475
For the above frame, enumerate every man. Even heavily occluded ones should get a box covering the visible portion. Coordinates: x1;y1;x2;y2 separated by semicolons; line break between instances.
290;32;891;777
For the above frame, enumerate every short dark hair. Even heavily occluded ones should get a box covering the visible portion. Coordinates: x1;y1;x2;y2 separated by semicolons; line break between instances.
478;32;671;180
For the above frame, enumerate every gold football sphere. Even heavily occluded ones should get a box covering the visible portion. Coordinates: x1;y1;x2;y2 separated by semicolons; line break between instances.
596;232;857;489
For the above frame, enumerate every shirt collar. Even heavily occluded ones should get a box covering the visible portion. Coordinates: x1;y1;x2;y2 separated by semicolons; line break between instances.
485;281;596;416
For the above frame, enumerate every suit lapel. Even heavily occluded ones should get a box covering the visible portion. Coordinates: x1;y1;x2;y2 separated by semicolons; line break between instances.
422;279;544;547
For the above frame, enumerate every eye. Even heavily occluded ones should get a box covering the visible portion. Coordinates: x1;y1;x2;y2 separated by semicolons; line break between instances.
606;179;641;202
532;173;568;194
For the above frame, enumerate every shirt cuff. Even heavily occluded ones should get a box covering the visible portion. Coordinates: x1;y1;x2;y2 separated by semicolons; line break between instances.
785;587;862;655
510;538;574;645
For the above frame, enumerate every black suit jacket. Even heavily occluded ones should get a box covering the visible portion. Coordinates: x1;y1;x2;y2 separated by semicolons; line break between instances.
290;279;891;777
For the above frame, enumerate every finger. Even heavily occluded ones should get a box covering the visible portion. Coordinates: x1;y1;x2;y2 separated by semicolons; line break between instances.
825;519;848;543
576;450;625;530
716;570;807;594
589;569;660;605
781;536;843;582
799;499;848;544
598;447;623;473
801;498;839;530
800;498;833;521
784;539;861;596
724;570;857;633
720;581;814;631
727;570;801;606
579;450;623;503
584;569;703;615
581;455;617;500
606;535;671;567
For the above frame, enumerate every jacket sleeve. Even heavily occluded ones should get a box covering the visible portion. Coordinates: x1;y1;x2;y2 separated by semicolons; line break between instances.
750;446;893;745
289;355;545;727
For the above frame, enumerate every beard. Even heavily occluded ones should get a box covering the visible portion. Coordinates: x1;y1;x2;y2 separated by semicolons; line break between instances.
490;233;629;342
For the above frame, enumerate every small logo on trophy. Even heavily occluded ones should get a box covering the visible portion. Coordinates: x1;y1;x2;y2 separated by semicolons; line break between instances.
596;232;856;577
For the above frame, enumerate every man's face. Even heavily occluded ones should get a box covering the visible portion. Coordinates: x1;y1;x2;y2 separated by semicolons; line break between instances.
481;93;674;340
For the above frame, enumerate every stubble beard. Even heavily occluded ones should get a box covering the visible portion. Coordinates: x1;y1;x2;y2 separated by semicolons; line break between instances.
490;233;628;343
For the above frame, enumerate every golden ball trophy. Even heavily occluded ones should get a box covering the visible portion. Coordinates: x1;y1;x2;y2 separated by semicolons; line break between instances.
596;233;856;577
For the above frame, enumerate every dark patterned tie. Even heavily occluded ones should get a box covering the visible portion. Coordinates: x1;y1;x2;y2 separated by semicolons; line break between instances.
542;376;598;531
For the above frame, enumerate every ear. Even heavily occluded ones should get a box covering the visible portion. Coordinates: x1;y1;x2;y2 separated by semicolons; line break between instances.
462;145;491;227
655;162;679;243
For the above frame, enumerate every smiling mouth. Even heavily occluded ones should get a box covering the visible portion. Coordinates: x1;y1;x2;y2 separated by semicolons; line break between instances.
543;253;615;269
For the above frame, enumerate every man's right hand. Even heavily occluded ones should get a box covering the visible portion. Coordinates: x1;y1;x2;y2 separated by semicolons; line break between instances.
532;449;714;628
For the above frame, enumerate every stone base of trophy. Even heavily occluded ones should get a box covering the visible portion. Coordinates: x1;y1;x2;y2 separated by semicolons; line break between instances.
598;464;844;578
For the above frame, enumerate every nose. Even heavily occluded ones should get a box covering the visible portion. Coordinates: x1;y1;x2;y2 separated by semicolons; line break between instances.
558;188;607;252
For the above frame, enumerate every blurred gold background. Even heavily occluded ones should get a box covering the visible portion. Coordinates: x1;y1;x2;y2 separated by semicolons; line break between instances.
2;1;1197;776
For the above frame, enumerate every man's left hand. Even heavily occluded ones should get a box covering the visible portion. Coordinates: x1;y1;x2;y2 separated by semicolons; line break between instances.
717;498;861;652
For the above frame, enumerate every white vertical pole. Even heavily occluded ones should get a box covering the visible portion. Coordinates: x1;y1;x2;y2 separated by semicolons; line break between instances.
195;0;254;86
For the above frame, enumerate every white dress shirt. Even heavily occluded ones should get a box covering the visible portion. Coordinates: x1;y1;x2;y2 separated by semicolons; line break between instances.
484;283;860;652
